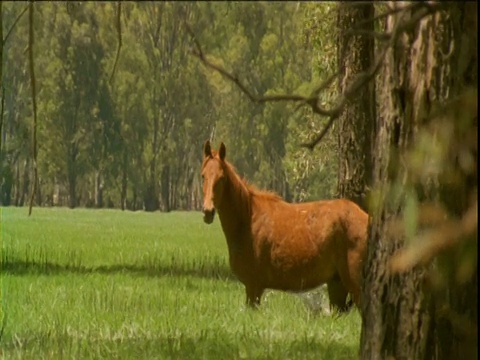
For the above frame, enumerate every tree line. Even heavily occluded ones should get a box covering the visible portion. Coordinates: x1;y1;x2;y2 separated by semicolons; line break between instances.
0;2;338;211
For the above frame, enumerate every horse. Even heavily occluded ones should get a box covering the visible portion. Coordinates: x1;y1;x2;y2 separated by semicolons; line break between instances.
201;140;368;311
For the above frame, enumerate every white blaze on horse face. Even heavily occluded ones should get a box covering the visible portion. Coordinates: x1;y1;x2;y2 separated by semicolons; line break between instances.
202;175;215;212
202;158;225;223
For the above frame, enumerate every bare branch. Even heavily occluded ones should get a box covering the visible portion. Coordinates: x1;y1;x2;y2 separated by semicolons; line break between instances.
301;3;440;149
310;71;340;99
185;23;309;103
109;2;122;85
293;71;341;113
3;5;28;45
304;116;338;150
186;2;441;150
27;2;38;216
348;2;427;31
300;42;389;149
185;22;338;115
390;199;478;274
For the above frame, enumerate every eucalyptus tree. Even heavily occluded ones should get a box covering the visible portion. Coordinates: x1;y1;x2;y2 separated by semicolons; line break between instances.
1;3;32;206
26;3;117;208
336;2;375;210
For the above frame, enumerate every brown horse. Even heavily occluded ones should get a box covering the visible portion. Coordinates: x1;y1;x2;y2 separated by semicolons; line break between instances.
201;140;368;311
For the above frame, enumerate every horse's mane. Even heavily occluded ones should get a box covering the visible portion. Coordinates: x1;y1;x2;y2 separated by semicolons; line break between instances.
202;149;283;203
222;158;282;203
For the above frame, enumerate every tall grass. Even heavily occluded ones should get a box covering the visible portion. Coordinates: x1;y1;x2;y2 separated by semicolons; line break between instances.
1;207;361;359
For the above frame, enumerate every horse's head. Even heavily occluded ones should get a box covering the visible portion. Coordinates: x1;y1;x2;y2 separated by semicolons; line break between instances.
201;140;227;224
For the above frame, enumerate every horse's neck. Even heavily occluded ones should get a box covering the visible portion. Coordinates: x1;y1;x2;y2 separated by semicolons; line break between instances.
217;171;251;246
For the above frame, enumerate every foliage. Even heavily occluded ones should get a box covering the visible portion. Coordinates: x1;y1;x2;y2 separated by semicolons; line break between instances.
0;2;340;210
284;3;339;202
387;88;478;287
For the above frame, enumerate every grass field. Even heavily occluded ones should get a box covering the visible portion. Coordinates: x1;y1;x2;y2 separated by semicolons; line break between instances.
0;207;361;359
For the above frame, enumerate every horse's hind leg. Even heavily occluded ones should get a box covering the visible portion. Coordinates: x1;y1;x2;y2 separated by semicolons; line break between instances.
245;285;264;309
337;252;362;309
327;276;351;313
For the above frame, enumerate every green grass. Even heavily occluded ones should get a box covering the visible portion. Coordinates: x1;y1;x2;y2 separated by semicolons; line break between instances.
1;207;361;359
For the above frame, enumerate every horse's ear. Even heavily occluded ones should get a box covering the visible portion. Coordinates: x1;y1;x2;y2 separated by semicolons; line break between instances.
219;142;226;161
204;140;212;158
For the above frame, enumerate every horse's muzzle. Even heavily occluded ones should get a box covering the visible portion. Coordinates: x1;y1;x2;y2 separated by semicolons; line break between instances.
203;208;215;224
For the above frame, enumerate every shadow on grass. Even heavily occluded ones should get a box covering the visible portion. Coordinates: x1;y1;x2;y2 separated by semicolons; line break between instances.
1;332;359;360
0;258;236;281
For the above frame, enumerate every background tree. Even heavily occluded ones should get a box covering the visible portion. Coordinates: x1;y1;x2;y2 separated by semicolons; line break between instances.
336;2;375;210
2;2;327;210
286;3;339;203
1;4;31;207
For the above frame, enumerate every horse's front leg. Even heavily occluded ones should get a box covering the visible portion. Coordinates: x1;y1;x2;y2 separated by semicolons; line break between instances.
245;285;264;309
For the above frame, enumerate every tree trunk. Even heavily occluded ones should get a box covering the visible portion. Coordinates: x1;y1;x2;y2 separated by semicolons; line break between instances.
144;82;160;213
35;176;42;206
336;2;375;211
13;159;20;206
94;170;103;208
143;170;159;212
160;164;170;212
19;158;30;206
132;188;138;211
67;156;77;209
0;164;12;206
333;1;375;313
53;181;60;207
360;3;477;359
120;151;127;211
0;3;3;163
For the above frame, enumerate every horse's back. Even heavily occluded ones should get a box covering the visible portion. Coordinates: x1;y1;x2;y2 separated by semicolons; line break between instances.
251;196;367;241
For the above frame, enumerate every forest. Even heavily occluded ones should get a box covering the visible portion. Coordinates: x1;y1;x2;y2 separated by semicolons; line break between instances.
1;2;477;359
0;2;338;211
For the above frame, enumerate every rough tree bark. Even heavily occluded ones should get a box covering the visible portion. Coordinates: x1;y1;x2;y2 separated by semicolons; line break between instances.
330;1;375;313
360;2;477;360
336;2;375;212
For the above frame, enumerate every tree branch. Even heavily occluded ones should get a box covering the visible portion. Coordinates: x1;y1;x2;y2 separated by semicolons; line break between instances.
344;29;391;42
347;2;429;31
302;3;441;149
3;5;29;46
186;3;441;150
185;22;340;115
109;2;122;85
390;199;478;274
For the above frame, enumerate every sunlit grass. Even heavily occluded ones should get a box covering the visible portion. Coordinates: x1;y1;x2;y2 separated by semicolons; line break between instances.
1;207;361;359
